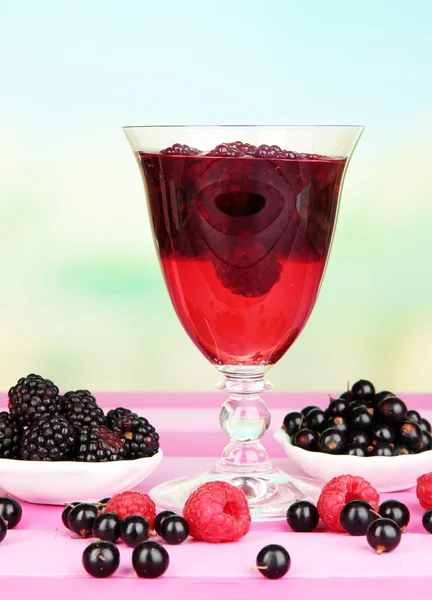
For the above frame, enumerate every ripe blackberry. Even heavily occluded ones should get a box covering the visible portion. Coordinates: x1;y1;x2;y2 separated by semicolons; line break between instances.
76;426;126;462
21;416;76;461
8;374;62;426
0;411;22;458
113;414;159;459
62;392;106;430
106;407;132;429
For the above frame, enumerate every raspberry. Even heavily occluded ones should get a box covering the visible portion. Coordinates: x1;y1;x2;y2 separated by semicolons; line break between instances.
207;143;243;157
214;257;282;298
254;144;287;159
161;143;200;156
106;491;156;528
317;475;380;532
183;481;251;543
417;473;432;509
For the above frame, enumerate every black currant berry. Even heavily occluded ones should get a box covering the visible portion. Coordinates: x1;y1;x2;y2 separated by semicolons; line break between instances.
372;443;394;456
154;511;177;536
305;408;326;432
121;515;149;547
347;443;367;456
68;503;98;538
283;412;304;436
377;397;407;425
132;541;169;578
350;406;374;430
420;431;432;452
286;500;319;532
422;510;432;533
160;515;189;545
327;399;350;419
92;512;122;543
62;502;80;530
398;421;422;450
82;541;120;578
371;423;395;445
301;406;319;419
373;391;395;407
367;518;401;554
97;497;111;510
348;430;370;447
293;428;317;451
406;410;422;424
421;418;432;434
0;497;22;529
0;516;6;543
340;500;377;536
351;379;375;399
325;416;349;434
256;544;291;579
379;500;410;532
318;428;346;454
394;444;411;456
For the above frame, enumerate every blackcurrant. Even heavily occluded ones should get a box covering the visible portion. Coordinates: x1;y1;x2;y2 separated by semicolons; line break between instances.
97;497;111;511
132;541;169;578
292;428;317;451
92;512;122;543
377;397;407;425
286;500;319;532
350;406;374;430
318;428;346;454
367;518;401;554
282;412;304;436
301;406;319;419
348;430;370;447
327;399;350;419
351;379;375;399
373;390;395;407
347;443;367;456
371;423;395;445
420;431;432;452
160;515;189;545
256;544;291;579
0;516;7;543
82;541;120;578
68;503;98;538
154;510;177;536
394;444;411;456
398;421;422;450
62;502;80;530
421;418;432;434
121;515;149;547
422;510;432;533
340;390;352;401
340;500;377;536
371;443;394;456
406;410;422;424
325;416;349;434
379;500;410;532
305;408;326;432
0;497;22;529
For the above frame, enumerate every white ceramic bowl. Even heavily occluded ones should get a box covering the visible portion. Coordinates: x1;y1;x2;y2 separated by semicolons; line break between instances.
274;428;432;492
0;450;163;505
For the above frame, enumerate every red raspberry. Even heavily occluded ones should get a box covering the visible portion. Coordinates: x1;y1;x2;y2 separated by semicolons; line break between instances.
106;491;156;528
417;473;432;509
183;481;251;543
317;475;380;532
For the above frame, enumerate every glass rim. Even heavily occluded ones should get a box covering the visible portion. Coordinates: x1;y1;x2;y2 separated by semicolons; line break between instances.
122;124;364;130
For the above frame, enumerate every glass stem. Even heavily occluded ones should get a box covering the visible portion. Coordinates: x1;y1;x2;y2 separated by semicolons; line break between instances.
216;373;273;474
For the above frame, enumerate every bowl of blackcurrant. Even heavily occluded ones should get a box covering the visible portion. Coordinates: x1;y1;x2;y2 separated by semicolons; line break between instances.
274;379;432;492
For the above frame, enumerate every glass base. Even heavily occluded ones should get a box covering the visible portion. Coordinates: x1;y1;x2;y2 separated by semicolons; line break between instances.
150;463;321;521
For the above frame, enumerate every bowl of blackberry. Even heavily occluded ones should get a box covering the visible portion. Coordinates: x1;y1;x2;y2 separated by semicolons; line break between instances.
274;379;432;492
0;374;162;504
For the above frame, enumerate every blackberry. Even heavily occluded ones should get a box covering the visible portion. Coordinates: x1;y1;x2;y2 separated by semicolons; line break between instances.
76;426;126;462
62;391;106;430
106;407;132;429
21;416;75;461
0;411;22;458
8;374;62;426
113;414;159;459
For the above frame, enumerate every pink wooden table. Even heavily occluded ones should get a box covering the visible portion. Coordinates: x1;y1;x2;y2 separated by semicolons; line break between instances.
1;392;432;600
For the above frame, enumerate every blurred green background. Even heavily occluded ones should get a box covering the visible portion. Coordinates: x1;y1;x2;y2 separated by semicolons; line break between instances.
0;0;431;392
